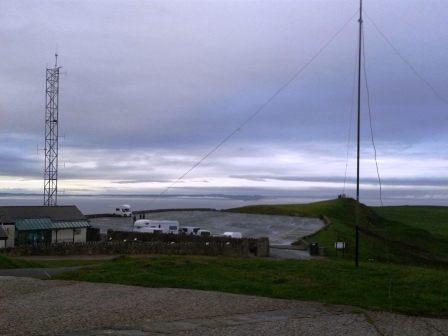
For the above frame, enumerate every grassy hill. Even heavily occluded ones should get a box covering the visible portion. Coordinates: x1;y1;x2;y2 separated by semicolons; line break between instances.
374;206;448;240
229;198;448;267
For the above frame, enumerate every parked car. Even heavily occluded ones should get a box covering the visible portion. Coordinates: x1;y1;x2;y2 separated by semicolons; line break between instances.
114;205;132;217
197;229;211;237
179;226;201;235
223;231;242;239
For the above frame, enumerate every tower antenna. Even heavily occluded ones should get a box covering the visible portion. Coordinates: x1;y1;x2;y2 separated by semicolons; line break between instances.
43;54;61;206
355;0;363;267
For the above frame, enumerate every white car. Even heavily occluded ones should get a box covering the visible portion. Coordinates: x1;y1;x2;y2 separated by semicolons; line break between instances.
223;231;242;239
197;229;211;237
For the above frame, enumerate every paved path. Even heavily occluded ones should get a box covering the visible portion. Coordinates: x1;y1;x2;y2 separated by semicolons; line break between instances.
1;277;446;335
0;266;81;279
15;255;119;261
269;246;311;259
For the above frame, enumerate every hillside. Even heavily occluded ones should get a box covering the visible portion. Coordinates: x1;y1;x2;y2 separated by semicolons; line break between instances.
229;198;448;267
374;205;448;240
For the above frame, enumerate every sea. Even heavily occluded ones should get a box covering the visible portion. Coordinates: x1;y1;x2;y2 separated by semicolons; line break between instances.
0;193;446;215
0;194;317;215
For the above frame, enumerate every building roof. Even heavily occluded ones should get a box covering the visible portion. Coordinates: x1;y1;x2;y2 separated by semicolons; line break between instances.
0;205;86;224
15;218;90;231
0;226;8;239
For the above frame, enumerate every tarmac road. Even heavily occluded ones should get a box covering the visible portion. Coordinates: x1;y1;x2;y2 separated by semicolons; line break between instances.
90;210;324;245
0;267;81;279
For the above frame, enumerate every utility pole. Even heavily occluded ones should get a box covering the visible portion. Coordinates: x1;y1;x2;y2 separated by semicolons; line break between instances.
355;0;363;267
43;53;61;206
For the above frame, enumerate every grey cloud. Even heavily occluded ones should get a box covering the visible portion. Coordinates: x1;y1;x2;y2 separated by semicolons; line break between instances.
0;0;447;200
113;179;173;184
230;174;448;188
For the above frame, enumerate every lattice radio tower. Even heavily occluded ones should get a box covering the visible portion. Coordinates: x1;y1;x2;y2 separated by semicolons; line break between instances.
43;53;61;206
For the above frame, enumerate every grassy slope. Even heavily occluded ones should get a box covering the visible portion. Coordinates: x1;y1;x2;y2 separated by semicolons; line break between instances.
374;206;448;239
229;198;448;266
54;255;448;317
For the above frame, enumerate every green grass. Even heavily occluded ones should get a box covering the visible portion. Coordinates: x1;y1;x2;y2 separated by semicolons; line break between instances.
229;198;448;266
54;255;448;317
0;254;35;269
374;206;448;239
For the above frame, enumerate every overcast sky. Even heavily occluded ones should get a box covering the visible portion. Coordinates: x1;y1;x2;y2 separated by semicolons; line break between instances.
0;0;447;203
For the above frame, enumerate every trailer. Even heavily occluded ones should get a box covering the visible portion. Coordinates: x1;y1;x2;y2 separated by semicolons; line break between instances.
133;226;163;234
133;219;179;234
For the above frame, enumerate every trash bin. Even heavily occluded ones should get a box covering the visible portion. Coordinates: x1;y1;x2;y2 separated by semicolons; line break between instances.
309;242;319;256
318;246;326;256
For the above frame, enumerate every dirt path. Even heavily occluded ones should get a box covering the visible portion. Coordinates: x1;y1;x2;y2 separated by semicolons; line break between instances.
1;277;446;335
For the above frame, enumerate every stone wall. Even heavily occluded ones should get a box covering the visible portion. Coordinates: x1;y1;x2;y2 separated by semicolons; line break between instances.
4;231;269;258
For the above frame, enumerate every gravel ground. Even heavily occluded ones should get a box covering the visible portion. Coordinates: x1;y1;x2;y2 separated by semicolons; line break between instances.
90;211;324;245
1;277;446;336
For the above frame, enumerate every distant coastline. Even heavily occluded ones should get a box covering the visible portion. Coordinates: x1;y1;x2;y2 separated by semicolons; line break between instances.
0;192;447;214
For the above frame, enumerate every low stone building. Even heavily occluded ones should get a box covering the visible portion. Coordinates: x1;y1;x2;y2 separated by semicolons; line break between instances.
0;223;15;249
0;206;90;247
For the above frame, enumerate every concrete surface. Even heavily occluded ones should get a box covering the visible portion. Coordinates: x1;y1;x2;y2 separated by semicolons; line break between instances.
15;255;120;261
269;247;311;259
1;277;446;336
90;211;325;245
0;267;81;279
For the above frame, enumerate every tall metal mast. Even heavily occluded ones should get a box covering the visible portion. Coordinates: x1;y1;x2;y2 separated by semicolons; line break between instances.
43;54;61;206
355;0;363;267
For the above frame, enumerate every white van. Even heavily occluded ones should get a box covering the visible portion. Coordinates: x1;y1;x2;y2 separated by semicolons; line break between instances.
114;205;132;217
223;232;242;239
133;219;179;234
